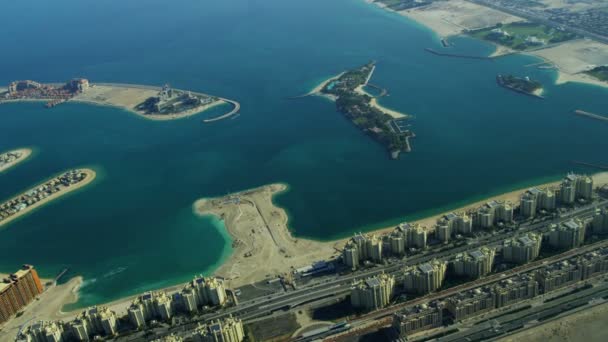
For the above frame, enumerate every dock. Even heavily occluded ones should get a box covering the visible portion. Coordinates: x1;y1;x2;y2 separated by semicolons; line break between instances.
574;109;608;122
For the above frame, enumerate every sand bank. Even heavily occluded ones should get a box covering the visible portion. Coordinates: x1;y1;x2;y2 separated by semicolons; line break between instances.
0;169;97;229
71;84;229;121
0;148;32;173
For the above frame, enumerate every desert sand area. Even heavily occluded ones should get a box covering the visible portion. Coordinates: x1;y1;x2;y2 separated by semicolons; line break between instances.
71;84;226;121
530;39;608;88
395;0;522;38
0;148;32;173
497;301;608;342
0;277;82;341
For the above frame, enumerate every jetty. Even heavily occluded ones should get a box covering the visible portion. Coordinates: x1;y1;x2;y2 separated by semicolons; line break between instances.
574;109;608;122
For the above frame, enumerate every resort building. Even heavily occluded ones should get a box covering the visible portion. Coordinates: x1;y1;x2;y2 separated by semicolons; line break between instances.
67;306;118;340
350;273;395;311
393;301;444;337
342;241;360;270
451;247;496;279
128;291;174;327
579;248;608;280
435;212;472;243
0;265;44;324
502;233;542;264
445;287;495;321
546;219;586;250
402;260;447;294
342;233;384;269
190;315;245;342
474;201;512;228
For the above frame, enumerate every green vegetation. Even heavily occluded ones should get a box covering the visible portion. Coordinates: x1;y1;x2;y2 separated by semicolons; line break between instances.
584;66;608;82
321;62;414;157
470;22;578;51
375;0;432;11
496;74;543;96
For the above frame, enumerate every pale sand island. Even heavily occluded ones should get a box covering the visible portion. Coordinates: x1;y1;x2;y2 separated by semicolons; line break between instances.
0;169;96;229
0;148;32;173
368;0;608;89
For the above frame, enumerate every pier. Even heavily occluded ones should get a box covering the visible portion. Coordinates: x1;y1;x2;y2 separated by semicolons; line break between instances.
574;109;608;122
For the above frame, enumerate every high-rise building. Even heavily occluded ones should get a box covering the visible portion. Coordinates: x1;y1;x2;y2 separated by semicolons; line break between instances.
128;291;174;327
445;287;495;321
392;302;444;337
538;188;556;211
17;320;65;342
366;235;383;262
493;274;539;308
535;260;582;293
502;233;542;264
520;189;539;219
342;233;385;267
435;213;472;242
191;315;245;342
547;219;586;250
69;306;117;340
496;201;514;223
579;248;608;280
476;203;496;229
560;173;593;204
452;247;495;279
350;273;395;311
592;208;608;235
0;265;44;324
402;260;447;294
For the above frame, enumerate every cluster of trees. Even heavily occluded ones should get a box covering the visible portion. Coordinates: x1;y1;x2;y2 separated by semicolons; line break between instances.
586;66;608;82
498;75;542;94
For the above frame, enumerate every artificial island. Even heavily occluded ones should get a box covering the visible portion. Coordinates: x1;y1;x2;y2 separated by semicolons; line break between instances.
496;74;544;98
0;148;31;173
309;62;415;159
0;169;96;228
0;79;240;122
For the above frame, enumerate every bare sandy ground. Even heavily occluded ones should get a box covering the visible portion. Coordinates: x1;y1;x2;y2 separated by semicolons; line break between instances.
530;39;608;89
194;184;342;289
71;84;226;121
0;169;96;229
396;0;521;38
0;148;32;173
498;301;608;342
0;276;82;339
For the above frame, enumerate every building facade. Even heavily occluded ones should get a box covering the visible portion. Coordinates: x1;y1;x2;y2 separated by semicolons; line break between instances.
350;273;395;311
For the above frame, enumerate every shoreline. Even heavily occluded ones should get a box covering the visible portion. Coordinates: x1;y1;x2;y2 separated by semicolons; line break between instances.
0;168;97;229
366;0;608;90
0;148;32;173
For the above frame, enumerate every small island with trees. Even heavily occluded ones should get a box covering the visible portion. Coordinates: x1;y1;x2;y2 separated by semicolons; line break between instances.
317;62;415;159
496;74;544;98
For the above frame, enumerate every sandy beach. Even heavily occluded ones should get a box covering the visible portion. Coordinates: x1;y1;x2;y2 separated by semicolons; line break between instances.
0;169;97;229
355;85;409;119
71;84;228;121
0;148;32;173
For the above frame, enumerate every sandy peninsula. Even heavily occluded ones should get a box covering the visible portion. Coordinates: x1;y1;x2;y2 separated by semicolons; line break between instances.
71;84;229;121
0;168;97;229
0;148;32;173
366;0;608;89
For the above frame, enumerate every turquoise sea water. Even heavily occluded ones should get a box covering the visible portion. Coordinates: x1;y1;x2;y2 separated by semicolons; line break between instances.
0;0;607;307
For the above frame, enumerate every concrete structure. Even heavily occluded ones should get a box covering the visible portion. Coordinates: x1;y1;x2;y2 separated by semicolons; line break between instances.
547;219;586;250
520;190;538;219
502;233;542;264
402;260;447;294
393;301;444;337
191;315;245;342
342;233;384;268
67;306;117;340
0;265;44;324
128;291;174;327
435;213;472;243
475;201;513;228
452;247;496;279
496;201;514;223
493;274;539;308
579;248;608;280
445;287;495;321
592;208;608;235
350;273;395;311
342;241;359;270
17;320;65;342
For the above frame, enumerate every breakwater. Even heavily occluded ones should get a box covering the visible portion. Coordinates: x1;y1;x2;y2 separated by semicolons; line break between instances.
424;48;493;60
574;109;608;122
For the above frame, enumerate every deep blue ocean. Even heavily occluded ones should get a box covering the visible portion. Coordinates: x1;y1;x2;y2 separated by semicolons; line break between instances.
0;0;606;307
